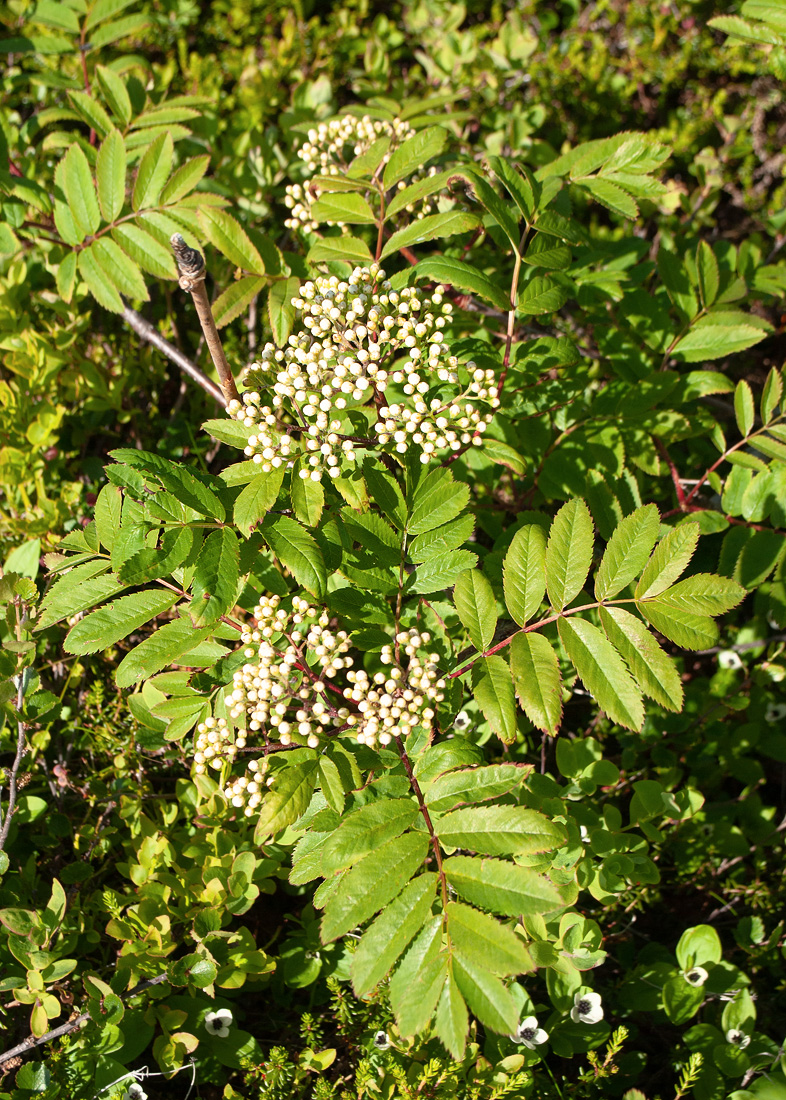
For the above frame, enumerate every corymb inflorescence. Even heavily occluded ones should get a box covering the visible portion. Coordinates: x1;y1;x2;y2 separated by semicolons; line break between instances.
204;599;447;816
224;264;499;481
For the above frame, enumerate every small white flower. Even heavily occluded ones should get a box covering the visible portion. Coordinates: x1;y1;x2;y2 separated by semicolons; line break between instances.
205;1008;233;1037
373;1030;390;1050
717;650;743;671
726;1029;751;1049
512;1015;549;1048
683;966;709;987
123;1085;147;1100
579;824;590;843
765;703;786;724
571;991;604;1025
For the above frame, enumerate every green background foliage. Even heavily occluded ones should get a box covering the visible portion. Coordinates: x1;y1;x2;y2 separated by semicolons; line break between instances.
1;1;786;1098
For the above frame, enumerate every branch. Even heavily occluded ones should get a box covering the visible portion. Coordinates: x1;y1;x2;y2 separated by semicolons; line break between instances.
122;307;225;405
0;975;168;1067
170;234;240;404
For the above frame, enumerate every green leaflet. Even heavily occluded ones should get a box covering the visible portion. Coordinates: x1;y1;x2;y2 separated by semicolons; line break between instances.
261;515;326;599
518;275;569;315
93;484;122;552
190;528;240;627
595;504;660;600
443;856;562;917
637;603;719;650
62;144;100;239
545;499;594;611
408;468;470;535
389;916;444;1036
198;207;266;274
734;379;755;437
635;523;700;599
471;655;518;744
599;605;683;711
510;631;562;735
320;799;420;877
213;276;267;329
310;192;376;225
503;524;547;625
382;126;447;189
445;902;532;976
320;831;429;943
233;468;285;537
380;211;482;260
434;805;565;856
351;874;437;996
453;570;497;652
424;765;526;814
132;131;173;211
95;128;126;223
640;573;744;619
409;514;475;563
64;589;179;655
307;236;373;264
36;565;123;632
558;616;644;730
254;757;319;840
434;970;469;1060
452;955;518;1036
115;616;212;688
413;257;509;311
291;466;325;527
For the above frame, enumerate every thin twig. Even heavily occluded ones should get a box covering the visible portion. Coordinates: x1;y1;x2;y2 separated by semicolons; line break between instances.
122;307;225;405
0;608;30;854
170;234;240;404
0;974;168;1067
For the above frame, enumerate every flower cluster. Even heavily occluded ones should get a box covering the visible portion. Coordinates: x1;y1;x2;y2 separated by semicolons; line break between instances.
228;594;352;749
205;606;447;813
227;265;499;479
193;716;245;776
283;114;416;232
343;630;446;747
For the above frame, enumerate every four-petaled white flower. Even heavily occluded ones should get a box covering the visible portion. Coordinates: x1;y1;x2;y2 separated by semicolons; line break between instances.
726;1028;751;1049
205;1008;233;1037
571;991;604;1025
373;1030;390;1050
512;1016;549;1049
717;650;743;671
123;1084;147;1100
683;966;709;987
765;703;786;724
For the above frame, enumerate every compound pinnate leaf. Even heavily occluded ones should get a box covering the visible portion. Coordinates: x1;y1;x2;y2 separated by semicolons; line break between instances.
434;805;565;856
351;874;437;997
503;524;547;625
320;831;429;943
595;504;660;600
64;590;178;655
510;631;562;735
558;616;644;730
190;527;240;627
635;523;700;599
444;855;562;916
545;499;594;611
471;655;518;744
454;570;497;651
599;605;683;711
